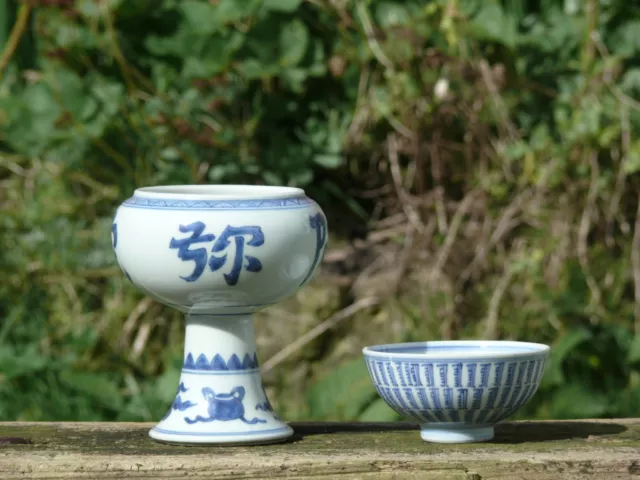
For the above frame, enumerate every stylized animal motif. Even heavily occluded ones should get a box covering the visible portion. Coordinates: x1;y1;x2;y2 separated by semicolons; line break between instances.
184;386;266;425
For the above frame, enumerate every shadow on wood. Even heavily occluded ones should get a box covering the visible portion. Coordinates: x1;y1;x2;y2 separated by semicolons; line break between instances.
289;421;629;445
493;421;628;443
288;421;416;442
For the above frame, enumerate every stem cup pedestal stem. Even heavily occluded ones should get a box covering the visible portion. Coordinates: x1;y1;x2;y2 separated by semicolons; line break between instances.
149;314;292;445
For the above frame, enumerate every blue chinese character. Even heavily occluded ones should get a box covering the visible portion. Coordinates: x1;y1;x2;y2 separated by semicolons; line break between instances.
299;213;327;286
111;223;118;248
209;226;264;286
169;222;215;282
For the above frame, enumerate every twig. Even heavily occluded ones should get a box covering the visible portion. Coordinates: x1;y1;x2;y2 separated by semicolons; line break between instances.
0;1;32;79
131;320;153;360
431;191;477;281
386;114;417;140
429;137;448;233
483;266;515;339
0;155;27;176
591;32;640;111
578;151;602;312
388;134;424;232
119;297;154;349
390;222;415;293
345;66;370;146
606;148;627;247
261;297;379;373
355;0;393;71
632;196;640;335
478;59;519;140
460;190;530;282
606;93;631;247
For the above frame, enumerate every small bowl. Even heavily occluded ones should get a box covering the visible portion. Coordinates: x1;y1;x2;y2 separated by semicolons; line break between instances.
362;340;550;443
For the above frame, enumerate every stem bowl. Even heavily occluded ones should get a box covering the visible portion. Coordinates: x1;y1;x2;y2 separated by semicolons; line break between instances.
111;185;328;444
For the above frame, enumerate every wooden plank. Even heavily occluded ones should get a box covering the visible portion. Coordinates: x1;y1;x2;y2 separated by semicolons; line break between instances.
0;420;639;479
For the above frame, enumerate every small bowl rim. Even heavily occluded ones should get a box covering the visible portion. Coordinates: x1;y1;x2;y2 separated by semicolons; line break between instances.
362;340;550;360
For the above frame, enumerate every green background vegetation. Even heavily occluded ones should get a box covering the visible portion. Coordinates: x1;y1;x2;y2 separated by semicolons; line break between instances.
1;0;640;423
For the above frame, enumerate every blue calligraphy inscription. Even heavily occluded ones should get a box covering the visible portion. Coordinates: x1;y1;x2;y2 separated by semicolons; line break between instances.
300;213;328;286
184;386;267;425
111;223;118;248
111;222;133;282
169;222;215;282
209;226;264;286
169;223;264;285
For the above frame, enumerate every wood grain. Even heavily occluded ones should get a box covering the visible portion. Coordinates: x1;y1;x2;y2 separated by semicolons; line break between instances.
0;420;639;479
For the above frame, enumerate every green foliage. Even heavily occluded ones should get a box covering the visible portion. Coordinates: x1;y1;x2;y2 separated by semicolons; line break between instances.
1;0;640;423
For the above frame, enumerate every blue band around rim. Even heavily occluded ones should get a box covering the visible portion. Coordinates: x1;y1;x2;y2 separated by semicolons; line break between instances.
122;195;314;210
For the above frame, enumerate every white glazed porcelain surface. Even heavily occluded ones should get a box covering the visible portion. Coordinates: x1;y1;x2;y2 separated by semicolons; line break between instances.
112;185;327;445
363;341;550;444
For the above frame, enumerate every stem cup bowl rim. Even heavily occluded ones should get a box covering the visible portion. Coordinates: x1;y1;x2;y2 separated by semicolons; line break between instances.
133;184;306;201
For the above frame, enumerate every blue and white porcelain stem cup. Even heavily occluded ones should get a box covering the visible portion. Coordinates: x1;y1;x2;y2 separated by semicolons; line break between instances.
111;185;328;445
363;341;550;444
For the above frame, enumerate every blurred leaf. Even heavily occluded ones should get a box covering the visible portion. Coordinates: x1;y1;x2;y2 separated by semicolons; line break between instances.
375;2;410;28
313;153;343;168
306;358;377;419
358;397;402;422
543;328;593;387
179;1;220;33
623;141;640;174
263;0;302;12
0;345;49;379
621;68;640;95
214;0;262;23
59;371;124;411
547;384;609;419
280;19;309;67
470;3;518;49
629;335;640;364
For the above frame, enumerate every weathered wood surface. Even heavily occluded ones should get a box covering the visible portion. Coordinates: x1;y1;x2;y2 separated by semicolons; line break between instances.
0;420;639;479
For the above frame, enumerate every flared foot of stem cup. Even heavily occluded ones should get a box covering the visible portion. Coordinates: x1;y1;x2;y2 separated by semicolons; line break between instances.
419;425;494;444
150;313;293;446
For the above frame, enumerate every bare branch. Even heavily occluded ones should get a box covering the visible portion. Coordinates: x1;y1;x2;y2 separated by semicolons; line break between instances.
261;297;380;373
